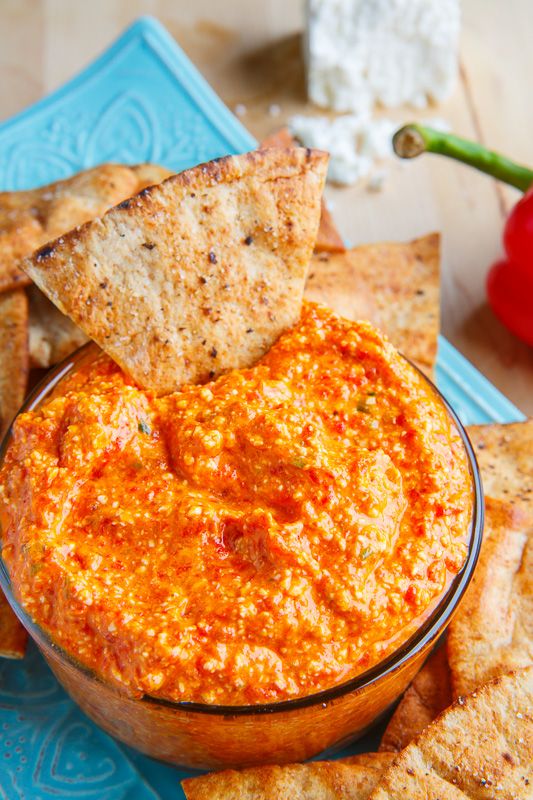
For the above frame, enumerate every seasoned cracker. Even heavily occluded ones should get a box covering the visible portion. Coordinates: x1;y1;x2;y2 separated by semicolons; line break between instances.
261;128;345;253
183;759;388;800
131;163;174;190
305;234;440;372
379;646;451;752
0;289;28;435
28;286;88;368
23;148;328;395
447;497;533;698
467;420;533;518
369;667;533;799
0;164;140;293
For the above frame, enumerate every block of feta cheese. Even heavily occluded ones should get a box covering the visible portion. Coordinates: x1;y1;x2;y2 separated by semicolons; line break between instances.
305;0;461;113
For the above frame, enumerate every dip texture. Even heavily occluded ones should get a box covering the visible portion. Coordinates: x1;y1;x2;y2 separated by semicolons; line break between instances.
0;303;472;705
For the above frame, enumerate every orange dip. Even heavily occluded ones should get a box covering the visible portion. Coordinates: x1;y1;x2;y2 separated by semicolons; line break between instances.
0;304;472;705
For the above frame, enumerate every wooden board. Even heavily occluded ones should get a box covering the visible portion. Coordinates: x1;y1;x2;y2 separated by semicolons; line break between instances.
0;0;532;413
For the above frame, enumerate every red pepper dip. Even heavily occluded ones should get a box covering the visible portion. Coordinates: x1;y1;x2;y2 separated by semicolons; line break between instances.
0;303;472;705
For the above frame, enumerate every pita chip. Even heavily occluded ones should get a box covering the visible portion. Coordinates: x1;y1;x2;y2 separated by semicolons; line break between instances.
28;286;89;368
447;497;533;698
467;420;533;518
131;163;174;190
0;289;28;436
369;667;533;800
379;646;452;753
305;234;440;372
182;759;388;800
0;592;27;659
23;148;328;395
0;164;141;294
261;128;345;253
0;289;28;658
339;754;394;770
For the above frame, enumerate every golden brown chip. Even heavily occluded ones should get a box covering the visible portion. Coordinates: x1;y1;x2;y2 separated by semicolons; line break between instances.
28;286;88;368
23;148;328;395
369;667;533;799
0;164;141;294
260;128;345;254
0;289;29;658
467;421;533;519
339;754;395;769
19;163;172;369
182;760;388;800
0;289;28;436
0;592;27;659
130;163;174;190
379;646;452;753
447;497;533;698
304;234;440;371
315;202;345;254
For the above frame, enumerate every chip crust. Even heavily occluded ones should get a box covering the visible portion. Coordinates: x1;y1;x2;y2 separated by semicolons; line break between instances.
0;164;141;294
369;667;533;799
182;759;388;800
28;286;89;368
261;128;345;253
448;497;533;698
0;289;28;436
379;646;452;753
304;234;440;371
23;148;328;395
467;421;533;519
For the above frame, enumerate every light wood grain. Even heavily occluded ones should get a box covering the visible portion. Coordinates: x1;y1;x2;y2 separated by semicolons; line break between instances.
1;0;532;413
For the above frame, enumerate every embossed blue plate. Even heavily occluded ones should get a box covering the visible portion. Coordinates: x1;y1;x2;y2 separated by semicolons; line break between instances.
0;15;525;800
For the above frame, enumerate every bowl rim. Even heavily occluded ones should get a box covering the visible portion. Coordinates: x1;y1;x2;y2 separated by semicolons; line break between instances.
0;341;484;717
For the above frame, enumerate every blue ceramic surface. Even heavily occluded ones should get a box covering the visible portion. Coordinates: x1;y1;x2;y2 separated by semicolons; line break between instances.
0;16;524;799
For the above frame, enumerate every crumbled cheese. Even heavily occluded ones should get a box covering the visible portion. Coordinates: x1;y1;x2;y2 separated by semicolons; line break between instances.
305;0;460;113
289;113;396;186
367;169;388;192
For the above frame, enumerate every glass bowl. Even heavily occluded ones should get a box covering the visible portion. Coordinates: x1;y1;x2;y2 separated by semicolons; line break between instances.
0;343;484;770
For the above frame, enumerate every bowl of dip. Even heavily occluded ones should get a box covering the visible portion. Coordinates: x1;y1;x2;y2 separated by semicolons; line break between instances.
0;304;483;769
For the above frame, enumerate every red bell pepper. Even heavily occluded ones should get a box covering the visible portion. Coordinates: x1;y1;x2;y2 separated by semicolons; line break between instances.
393;124;533;346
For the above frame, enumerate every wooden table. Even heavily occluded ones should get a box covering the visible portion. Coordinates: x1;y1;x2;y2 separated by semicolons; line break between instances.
2;0;532;413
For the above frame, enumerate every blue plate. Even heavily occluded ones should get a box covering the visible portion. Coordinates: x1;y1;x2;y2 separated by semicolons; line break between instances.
0;16;525;799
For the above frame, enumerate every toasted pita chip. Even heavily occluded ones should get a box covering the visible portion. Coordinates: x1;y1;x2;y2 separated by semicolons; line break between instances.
0;289;28;436
261;128;345;254
447;497;533;698
467;421;533;519
28;286;89;368
0;592;27;658
379;646;452;753
369;666;533;800
0;164;141;294
315;202;346;254
182;759;388;800
22;164;172;368
0;289;28;658
339;755;395;769
131;163;174;190
304;234;440;372
23;148;328;395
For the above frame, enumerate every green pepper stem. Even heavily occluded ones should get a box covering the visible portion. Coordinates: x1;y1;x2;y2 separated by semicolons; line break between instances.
393;124;533;193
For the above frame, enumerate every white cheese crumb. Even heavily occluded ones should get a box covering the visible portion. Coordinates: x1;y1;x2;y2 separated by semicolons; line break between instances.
289;113;395;186
268;103;282;117
305;0;461;114
234;103;247;117
367;169;388;192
